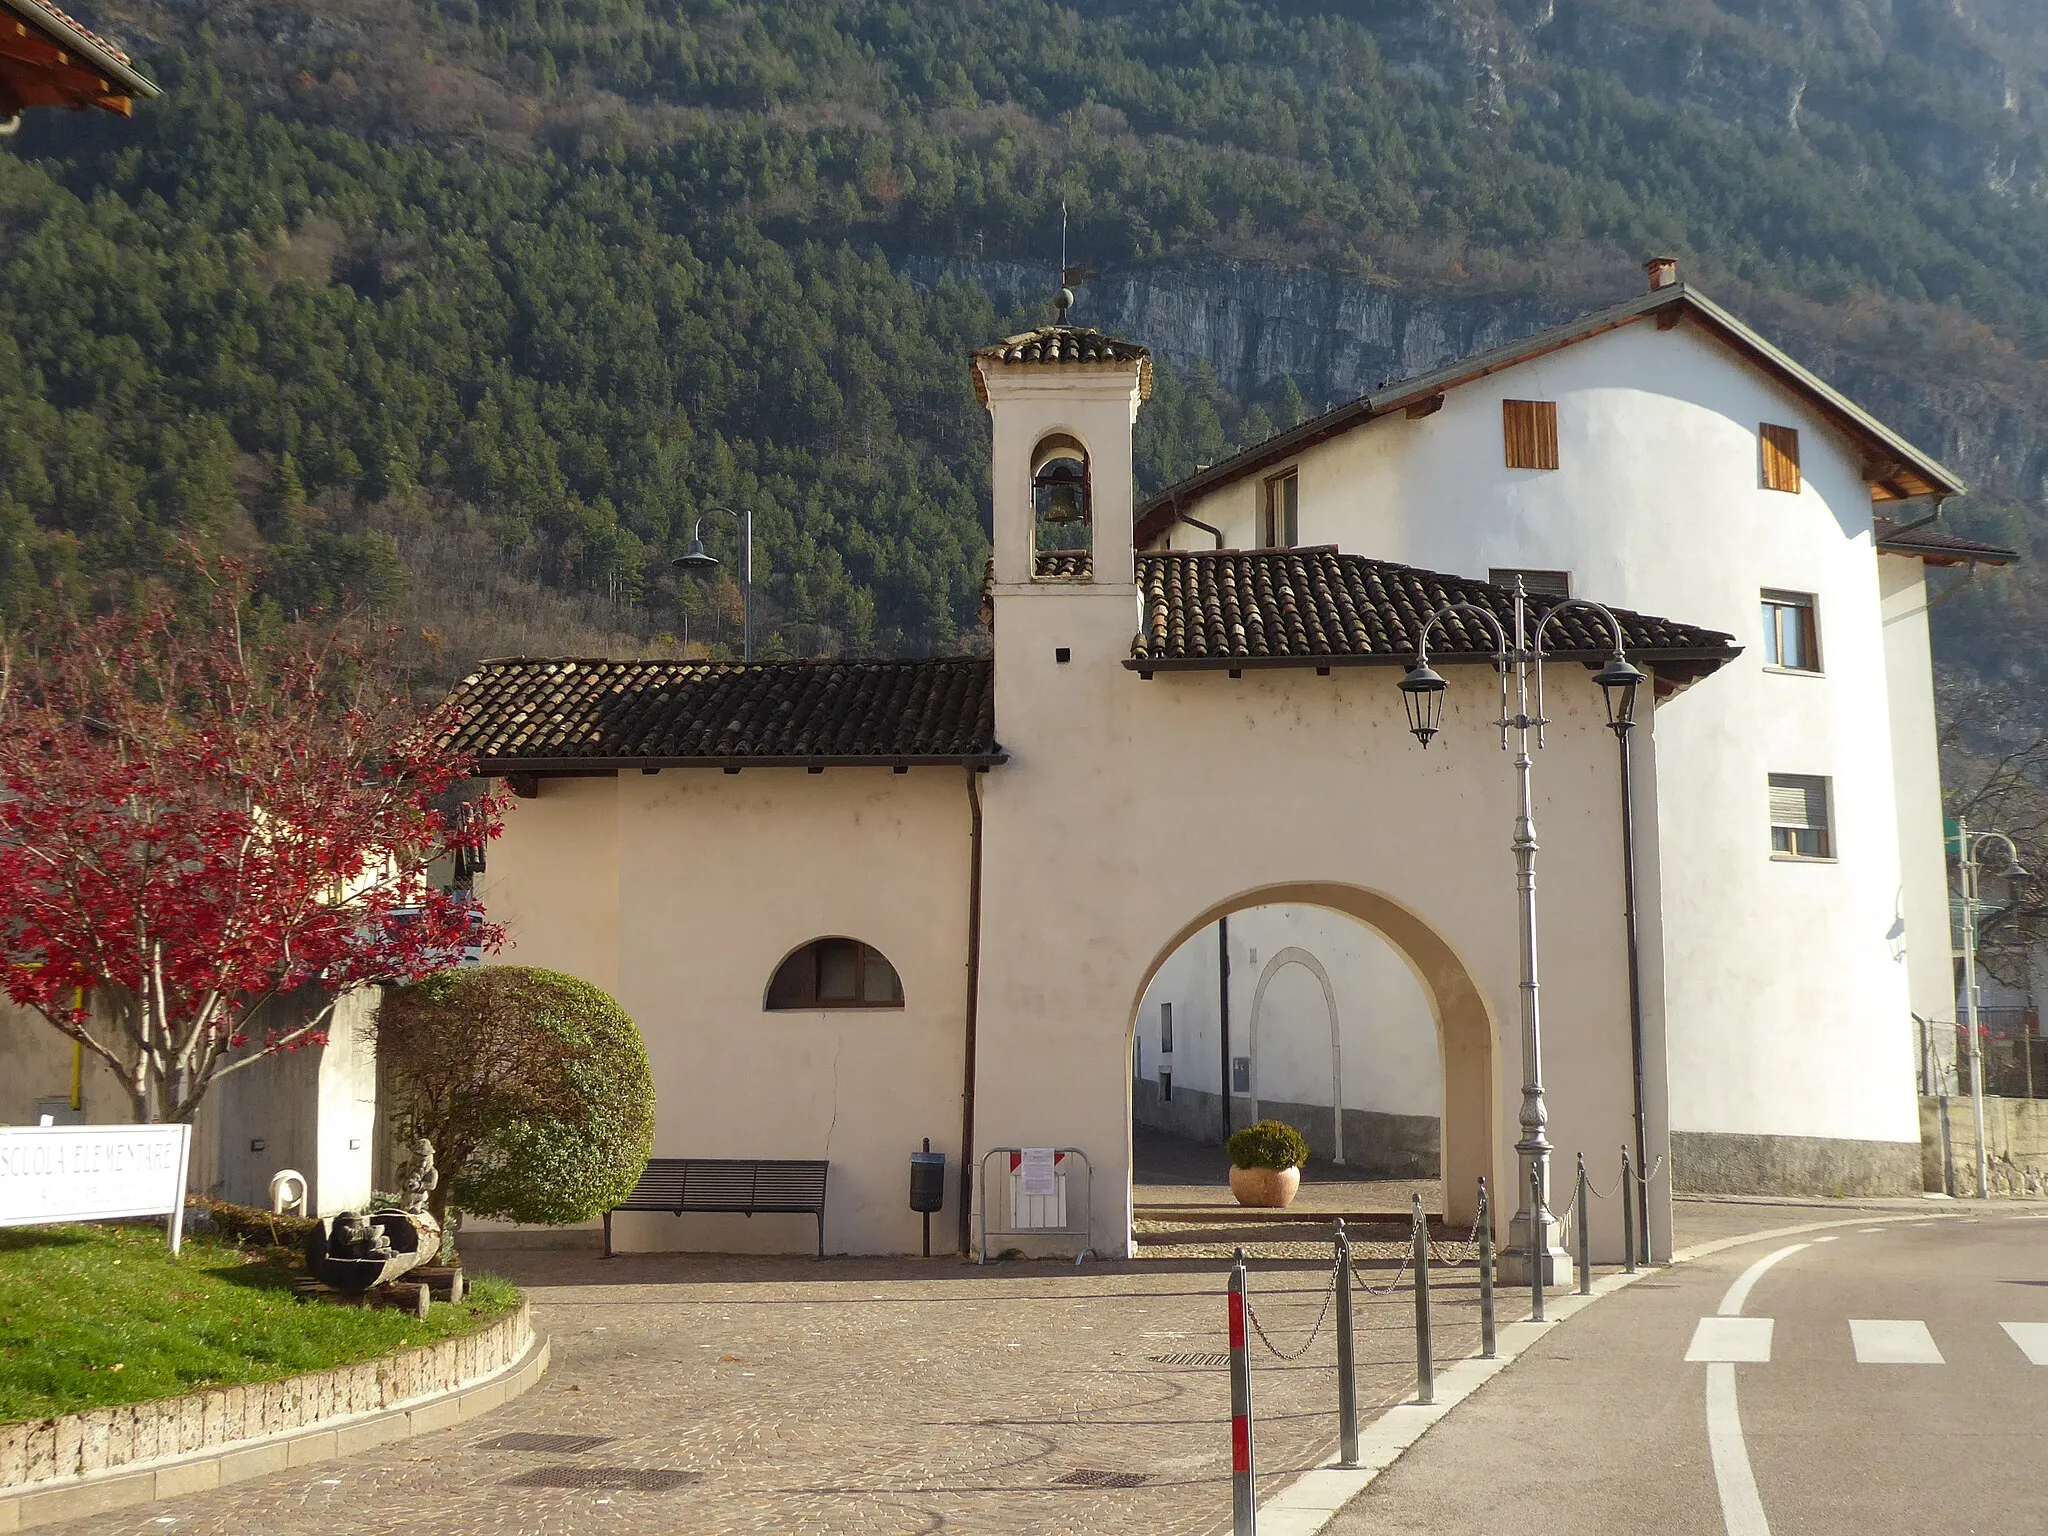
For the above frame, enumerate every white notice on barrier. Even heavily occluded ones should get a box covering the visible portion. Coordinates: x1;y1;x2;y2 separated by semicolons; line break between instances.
0;1124;193;1252
1019;1146;1057;1199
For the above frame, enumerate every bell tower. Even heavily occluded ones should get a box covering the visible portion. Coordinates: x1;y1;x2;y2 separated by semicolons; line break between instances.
973;324;1152;591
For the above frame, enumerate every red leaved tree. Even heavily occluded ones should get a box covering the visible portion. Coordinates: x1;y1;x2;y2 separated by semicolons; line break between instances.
0;565;505;1123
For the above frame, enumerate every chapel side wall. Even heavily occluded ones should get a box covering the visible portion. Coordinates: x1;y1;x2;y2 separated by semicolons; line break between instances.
1880;554;1958;1061
1170;319;1922;1191
479;775;623;995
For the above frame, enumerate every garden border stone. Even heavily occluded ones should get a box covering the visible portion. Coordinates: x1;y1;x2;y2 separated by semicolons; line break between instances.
0;1303;542;1531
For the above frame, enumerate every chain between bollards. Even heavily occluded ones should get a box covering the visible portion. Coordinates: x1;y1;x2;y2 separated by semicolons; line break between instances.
1621;1147;1638;1275
1334;1219;1358;1467
1575;1153;1593;1296
1228;1246;1256;1535
1411;1192;1434;1405
1477;1177;1496;1359
1528;1164;1545;1323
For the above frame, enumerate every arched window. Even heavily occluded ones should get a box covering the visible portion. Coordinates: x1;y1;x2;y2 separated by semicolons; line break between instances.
765;938;904;1010
1031;432;1092;573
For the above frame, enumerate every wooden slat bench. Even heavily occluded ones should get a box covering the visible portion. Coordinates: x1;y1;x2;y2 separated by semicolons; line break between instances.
603;1157;830;1257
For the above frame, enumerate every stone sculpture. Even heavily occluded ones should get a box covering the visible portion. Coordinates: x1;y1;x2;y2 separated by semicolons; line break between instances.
399;1136;438;1214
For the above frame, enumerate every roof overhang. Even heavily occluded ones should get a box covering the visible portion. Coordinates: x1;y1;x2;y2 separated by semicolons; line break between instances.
480;752;1008;775
1134;282;1965;544
0;0;160;118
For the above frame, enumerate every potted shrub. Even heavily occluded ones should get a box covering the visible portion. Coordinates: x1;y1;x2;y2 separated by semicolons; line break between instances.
1227;1120;1310;1208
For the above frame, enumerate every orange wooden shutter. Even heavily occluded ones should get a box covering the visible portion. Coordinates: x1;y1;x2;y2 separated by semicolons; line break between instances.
1503;400;1559;470
1760;424;1801;492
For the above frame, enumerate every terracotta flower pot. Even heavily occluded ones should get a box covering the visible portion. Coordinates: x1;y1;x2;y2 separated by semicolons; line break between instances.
1229;1165;1301;1209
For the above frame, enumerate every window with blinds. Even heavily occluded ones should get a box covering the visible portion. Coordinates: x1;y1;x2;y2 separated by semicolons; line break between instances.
1768;773;1832;859
1490;569;1572;598
1760;424;1802;493
1503;400;1559;470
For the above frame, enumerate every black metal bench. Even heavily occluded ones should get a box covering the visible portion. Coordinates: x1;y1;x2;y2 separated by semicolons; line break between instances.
603;1157;830;1257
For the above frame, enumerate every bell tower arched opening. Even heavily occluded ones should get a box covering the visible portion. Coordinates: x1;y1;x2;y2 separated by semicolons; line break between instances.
1031;432;1093;578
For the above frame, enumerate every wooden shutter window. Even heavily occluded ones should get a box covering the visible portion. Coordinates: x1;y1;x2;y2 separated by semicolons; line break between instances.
1760;424;1801;493
1503;400;1559;470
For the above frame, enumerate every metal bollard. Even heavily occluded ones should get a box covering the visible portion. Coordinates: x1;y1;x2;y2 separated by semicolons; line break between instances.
1621;1148;1638;1275
1228;1247;1257;1535
1576;1153;1592;1296
1477;1177;1496;1360
1411;1193;1434;1405
1528;1164;1545;1323
1334;1220;1358;1467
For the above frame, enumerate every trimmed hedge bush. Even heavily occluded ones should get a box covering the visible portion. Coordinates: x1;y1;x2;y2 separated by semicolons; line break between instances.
1227;1119;1311;1171
376;966;656;1232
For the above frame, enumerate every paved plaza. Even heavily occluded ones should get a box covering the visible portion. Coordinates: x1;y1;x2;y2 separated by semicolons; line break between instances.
32;1189;1952;1536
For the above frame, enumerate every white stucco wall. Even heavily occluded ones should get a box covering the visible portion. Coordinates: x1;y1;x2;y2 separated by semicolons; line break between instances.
1168;317;1925;1157
478;768;975;1255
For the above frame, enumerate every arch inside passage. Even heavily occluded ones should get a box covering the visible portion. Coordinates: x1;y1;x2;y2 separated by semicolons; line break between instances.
1128;880;1498;1223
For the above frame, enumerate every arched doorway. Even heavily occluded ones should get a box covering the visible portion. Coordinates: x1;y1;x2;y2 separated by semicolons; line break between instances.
1126;881;1498;1224
1246;947;1345;1164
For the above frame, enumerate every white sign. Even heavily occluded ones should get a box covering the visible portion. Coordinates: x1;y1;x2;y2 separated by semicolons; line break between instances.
1019;1146;1057;1199
0;1124;193;1253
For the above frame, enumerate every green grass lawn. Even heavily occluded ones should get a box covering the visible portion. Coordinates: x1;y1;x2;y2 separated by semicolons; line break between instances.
0;1221;519;1424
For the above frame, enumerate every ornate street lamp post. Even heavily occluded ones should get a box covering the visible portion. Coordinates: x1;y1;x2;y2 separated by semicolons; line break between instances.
1956;820;2027;1199
673;506;756;661
1396;577;1645;1284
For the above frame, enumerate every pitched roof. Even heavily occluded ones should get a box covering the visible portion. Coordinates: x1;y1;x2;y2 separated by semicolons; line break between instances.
1133;280;1964;546
1128;549;1739;683
444;657;1001;771
0;0;160;116
1872;517;2017;567
971;325;1153;403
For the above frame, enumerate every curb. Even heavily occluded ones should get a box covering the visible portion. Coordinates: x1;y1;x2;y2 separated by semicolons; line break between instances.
1253;1208;1961;1535
0;1323;549;1532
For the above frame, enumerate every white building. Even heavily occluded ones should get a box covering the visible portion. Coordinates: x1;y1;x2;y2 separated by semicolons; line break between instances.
453;262;2009;1261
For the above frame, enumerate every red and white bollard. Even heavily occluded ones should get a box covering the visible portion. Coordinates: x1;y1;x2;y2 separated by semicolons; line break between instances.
1228;1245;1257;1534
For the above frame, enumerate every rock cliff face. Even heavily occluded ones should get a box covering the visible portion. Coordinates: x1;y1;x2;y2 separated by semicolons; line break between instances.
902;254;2048;522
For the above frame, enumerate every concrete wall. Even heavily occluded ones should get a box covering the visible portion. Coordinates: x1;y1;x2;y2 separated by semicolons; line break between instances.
476;767;976;1256
1165;316;1923;1188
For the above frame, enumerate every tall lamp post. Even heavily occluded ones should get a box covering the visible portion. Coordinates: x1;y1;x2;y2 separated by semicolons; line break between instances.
1956;819;2027;1199
673;506;755;662
1395;577;1645;1285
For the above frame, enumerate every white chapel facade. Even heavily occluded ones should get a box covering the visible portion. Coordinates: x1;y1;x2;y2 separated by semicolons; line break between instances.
451;262;2006;1259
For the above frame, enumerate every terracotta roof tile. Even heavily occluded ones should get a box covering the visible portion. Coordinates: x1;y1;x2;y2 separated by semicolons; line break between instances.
443;657;999;770
971;326;1153;402
1130;549;1739;673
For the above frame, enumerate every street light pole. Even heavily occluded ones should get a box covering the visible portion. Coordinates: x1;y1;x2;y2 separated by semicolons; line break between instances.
1958;820;2026;1199
1396;577;1645;1287
672;506;756;662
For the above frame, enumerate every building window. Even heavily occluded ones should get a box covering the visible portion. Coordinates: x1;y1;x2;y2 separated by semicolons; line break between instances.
1503;400;1559;470
1761;590;1820;672
1768;774;1832;860
1490;569;1572;598
1160;1066;1172;1102
1159;1001;1174;1055
1760;424;1801;493
1261;470;1299;548
766;937;904;1009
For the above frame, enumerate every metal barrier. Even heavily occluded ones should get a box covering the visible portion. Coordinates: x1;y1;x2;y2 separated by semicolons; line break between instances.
1228;1247;1256;1535
976;1147;1093;1263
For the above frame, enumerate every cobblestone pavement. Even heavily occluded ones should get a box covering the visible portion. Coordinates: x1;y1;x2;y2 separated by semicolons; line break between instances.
43;1239;1495;1536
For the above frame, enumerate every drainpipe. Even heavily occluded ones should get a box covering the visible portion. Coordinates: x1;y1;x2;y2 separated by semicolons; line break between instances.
1176;508;1226;549
1217;916;1232;1143
1617;724;1652;1263
958;767;985;1256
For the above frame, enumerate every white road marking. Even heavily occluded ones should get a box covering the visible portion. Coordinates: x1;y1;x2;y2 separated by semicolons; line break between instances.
2000;1322;2048;1364
1812;1236;1838;1243
1703;1243;1806;1536
1849;1319;1944;1364
1687;1316;1774;1362
1858;1227;1886;1234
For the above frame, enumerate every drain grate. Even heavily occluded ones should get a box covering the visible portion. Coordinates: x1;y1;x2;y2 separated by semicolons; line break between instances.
478;1433;616;1454
1149;1352;1230;1368
503;1466;701;1491
1054;1468;1149;1489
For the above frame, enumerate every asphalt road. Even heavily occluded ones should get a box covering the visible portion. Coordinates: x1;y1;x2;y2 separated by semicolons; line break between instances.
1327;1209;2048;1535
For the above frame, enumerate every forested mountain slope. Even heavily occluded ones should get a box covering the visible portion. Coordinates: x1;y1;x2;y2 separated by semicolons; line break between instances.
2;0;2044;684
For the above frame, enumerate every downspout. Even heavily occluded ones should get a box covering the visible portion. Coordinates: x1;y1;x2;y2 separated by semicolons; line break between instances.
1175;507;1226;549
1217;915;1232;1143
1617;723;1652;1263
1883;493;1948;543
958;767;985;1256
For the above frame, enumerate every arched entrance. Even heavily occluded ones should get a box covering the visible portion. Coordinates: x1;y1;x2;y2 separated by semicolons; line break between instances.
1246;947;1344;1164
1126;880;1498;1224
